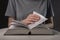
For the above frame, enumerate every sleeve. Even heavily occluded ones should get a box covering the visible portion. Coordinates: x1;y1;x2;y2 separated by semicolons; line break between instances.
46;0;54;18
5;0;16;18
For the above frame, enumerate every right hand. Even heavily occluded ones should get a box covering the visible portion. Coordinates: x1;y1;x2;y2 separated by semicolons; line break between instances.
21;14;40;25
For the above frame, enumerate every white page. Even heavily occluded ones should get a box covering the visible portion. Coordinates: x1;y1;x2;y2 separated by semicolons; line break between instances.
8;22;17;29
9;25;15;29
27;11;48;29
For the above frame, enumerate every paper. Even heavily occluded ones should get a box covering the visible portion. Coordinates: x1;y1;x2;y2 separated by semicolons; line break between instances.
8;22;17;29
27;11;48;29
8;20;22;29
9;25;15;29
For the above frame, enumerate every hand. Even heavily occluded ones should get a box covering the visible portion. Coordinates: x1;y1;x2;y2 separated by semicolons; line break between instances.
21;14;40;25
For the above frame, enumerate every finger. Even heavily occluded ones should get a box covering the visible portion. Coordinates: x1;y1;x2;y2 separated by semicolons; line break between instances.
31;19;39;22
27;21;34;25
27;17;40;22
30;17;40;21
34;15;40;19
27;14;39;19
27;18;38;22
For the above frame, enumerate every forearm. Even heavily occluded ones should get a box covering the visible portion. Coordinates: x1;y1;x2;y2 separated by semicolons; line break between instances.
8;17;27;27
8;17;15;27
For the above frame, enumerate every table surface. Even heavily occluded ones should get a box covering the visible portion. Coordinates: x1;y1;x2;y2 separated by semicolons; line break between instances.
0;28;60;40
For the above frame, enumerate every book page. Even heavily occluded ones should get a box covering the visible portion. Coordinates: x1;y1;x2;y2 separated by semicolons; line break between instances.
27;11;48;29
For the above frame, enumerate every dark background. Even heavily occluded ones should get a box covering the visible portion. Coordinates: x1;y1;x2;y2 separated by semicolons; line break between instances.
0;0;8;28
52;0;60;31
0;0;60;31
